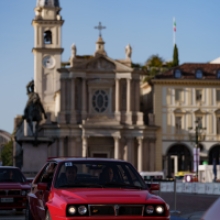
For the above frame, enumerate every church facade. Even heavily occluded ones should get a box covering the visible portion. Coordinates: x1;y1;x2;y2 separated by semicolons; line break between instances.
14;0;160;174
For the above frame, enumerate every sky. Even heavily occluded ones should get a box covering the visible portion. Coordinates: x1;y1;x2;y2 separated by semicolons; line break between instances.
1;0;220;133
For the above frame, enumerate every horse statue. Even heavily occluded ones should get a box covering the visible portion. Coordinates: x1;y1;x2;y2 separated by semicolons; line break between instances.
23;80;47;138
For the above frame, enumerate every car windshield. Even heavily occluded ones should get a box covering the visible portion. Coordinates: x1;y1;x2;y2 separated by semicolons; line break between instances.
54;161;146;189
0;168;26;183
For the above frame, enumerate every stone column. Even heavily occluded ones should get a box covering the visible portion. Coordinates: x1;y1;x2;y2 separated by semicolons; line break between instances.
135;79;140;112
59;138;64;157
70;78;76;123
58;78;66;123
137;137;143;172
68;137;76;156
114;78;121;121
114;137;120;159
81;78;87;120
126;78;131;112
149;140;155;171
61;78;66;112
115;78;119;112
82;137;88;157
125;78;132;124
126;138;134;165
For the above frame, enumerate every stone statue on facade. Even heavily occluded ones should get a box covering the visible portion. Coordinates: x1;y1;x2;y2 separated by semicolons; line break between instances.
125;44;132;59
71;44;77;58
23;80;47;138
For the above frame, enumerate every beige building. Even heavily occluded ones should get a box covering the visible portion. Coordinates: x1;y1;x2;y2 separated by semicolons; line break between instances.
152;63;220;176
14;0;159;174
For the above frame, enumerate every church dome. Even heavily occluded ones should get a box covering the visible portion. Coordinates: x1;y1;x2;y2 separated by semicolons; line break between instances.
37;0;60;7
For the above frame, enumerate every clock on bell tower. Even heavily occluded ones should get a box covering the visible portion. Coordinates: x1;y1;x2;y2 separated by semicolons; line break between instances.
32;0;64;114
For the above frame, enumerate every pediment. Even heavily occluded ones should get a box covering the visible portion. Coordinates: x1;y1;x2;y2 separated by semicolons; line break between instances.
71;54;133;72
86;57;116;71
174;108;186;115
194;109;206;115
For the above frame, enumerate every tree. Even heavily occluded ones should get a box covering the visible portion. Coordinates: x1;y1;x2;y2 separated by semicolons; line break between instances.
173;44;179;66
144;55;168;82
1;140;13;166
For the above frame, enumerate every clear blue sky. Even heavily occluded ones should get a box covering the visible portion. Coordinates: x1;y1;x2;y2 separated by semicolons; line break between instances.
1;0;220;133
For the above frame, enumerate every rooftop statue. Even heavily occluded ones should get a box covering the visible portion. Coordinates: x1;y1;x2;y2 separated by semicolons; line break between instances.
23;80;47;138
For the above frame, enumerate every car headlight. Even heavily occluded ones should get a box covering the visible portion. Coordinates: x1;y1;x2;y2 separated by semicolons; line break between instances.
156;205;164;214
68;206;76;215
146;205;154;214
78;205;87;215
21;190;28;196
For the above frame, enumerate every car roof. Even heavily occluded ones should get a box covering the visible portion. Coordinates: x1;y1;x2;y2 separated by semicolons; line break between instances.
47;157;127;163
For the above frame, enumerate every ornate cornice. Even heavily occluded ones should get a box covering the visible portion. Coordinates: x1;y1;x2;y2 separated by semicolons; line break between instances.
152;79;220;86
32;20;64;25
32;48;64;53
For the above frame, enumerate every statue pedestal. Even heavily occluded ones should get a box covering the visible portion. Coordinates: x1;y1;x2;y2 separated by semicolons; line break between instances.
16;136;53;177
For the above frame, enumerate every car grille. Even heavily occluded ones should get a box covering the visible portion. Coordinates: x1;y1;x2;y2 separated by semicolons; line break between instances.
0;190;21;196
89;205;144;216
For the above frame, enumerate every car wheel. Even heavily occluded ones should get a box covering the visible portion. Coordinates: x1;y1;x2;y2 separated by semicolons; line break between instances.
45;210;51;220
25;203;33;220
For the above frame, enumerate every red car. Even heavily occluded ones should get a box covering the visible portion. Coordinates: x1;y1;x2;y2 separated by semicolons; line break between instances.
25;158;170;220
0;166;31;211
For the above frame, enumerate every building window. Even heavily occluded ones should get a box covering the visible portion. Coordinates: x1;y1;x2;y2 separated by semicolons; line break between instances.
92;90;108;113
217;70;220;79
217;117;220;135
44;30;52;44
196;89;202;101
175;89;182;102
195;69;203;79
174;69;182;78
175;116;182;133
217;90;220;102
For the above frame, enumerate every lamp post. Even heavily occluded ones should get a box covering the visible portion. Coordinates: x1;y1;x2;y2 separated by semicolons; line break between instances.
188;120;206;179
195;120;199;178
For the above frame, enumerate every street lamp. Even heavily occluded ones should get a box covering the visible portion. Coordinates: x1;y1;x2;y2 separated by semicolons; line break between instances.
188;120;206;178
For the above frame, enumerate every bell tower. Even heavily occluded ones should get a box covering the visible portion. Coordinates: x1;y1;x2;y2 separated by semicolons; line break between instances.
32;0;64;115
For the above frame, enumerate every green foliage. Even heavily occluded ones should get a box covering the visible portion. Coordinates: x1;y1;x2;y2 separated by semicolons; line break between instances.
145;54;164;67
173;44;179;66
1;140;13;166
131;63;142;68
143;55;171;82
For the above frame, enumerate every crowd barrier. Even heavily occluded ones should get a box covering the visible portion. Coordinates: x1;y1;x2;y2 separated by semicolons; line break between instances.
155;182;220;195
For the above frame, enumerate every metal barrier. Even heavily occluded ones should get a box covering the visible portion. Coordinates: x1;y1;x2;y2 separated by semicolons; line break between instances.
147;181;220;195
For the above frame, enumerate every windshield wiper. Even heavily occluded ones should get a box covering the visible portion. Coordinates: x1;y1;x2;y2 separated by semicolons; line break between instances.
103;182;143;189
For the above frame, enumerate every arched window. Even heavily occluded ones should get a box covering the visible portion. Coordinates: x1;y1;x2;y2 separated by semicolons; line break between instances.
44;31;52;44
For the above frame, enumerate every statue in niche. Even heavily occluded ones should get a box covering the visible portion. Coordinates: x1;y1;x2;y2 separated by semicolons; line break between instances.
23;80;47;139
125;44;132;59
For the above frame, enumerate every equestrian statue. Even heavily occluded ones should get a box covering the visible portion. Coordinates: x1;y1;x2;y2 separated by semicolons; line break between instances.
23;80;47;139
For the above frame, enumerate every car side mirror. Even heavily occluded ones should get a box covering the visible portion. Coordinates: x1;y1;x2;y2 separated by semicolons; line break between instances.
37;182;47;191
147;183;160;192
26;178;34;184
